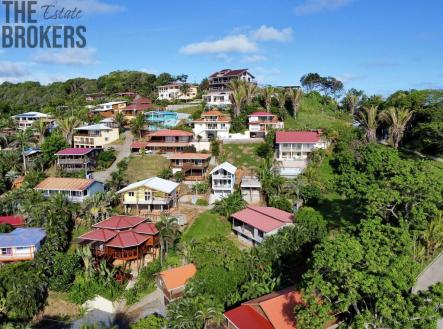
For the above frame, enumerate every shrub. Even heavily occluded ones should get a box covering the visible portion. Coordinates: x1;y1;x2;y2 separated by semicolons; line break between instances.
211;140;220;157
192;182;209;194
68;274;124;304
130;314;167;329
159;168;173;179
124;260;162;305
97;149;116;169
49;252;81;292
196;198;208;206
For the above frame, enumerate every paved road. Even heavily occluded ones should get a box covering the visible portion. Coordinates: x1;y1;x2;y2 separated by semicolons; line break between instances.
125;289;166;323
93;131;134;183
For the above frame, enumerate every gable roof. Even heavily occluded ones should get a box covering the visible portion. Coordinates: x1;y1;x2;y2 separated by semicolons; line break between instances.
224;305;274;329
210;162;237;175
93;215;146;230
106;231;149;248
148;129;193;137
55;148;95;156
78;228;118;242
158;263;197;291
117;177;179;194
75;124;113;131
275;131;321;143
231;206;293;233
0;215;25;227
12;112;51;119
249;111;276;117
0;228;46;248
209;69;252;78
133;222;159;235
202;110;225;116
168;153;211;160
35;177;98;191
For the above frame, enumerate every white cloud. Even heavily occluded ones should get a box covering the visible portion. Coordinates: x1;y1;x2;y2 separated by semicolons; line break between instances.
216;53;234;63
40;0;124;14
242;54;267;62
180;35;257;54
0;61;29;78
337;73;364;83
254;66;281;84
140;68;158;75
33;48;98;65
252;25;293;42
294;0;352;15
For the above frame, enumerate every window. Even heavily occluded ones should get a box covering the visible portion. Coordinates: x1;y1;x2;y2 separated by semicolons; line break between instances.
1;248;12;255
128;192;134;197
258;230;264;238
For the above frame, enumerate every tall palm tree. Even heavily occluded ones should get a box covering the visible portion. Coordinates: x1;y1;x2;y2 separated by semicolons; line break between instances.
345;92;360;116
261;86;276;111
57;116;82;147
131;112;146;139
156;216;180;265
33;120;47;145
379;107;414;148
13;128;33;174
275;90;287;119
179;83;191;102
114;111;126;133
285;88;304;118
357;106;379;143
421;212;443;257
244;82;258;105
229;80;246;117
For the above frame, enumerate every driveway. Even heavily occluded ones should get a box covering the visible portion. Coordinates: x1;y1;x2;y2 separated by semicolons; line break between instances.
93;131;134;183
125;289;166;323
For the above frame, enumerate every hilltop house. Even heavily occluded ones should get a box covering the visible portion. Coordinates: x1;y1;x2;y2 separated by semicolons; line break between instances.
210;162;237;202
130;129;193;154
35;177;104;203
203;69;255;106
275;130;328;178
193;110;231;140
0;228;46;263
78;215;159;267
12;112;54;131
248;111;284;138
90;101;127;118
145;111;179;130
157;263;197;304
157;82;198;101
73;124;119;149
55;147;101;173
231;206;294;246
117;177;179;215
122;98;153;120
168;153;211;181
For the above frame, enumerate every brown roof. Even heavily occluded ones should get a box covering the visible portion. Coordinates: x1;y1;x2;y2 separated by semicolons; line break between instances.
35;177;96;191
168;153;211;160
158;263;196;291
209;69;250;78
201;110;225;116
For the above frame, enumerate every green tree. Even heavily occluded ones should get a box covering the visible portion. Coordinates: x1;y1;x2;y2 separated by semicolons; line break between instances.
114;111;126;132
156;216;180;265
13;128;33;174
285;87;303;118
379;106;414;148
229;80;247;117
213;191;246;218
57;116;82;147
357;105;379;143
131;112;146;139
41;132;68;163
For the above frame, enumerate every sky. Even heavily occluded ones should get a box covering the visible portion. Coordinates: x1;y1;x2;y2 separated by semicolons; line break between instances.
0;0;442;95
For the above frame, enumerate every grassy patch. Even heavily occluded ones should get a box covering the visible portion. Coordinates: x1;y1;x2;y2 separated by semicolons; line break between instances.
176;106;201;115
124;155;170;183
222;143;263;171
182;211;231;242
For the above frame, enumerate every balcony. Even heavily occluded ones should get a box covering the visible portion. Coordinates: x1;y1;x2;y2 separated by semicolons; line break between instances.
57;158;88;164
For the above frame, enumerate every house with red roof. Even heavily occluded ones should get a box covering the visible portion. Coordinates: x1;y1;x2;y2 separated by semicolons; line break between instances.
78;215;159;267
248;111;284;138
231;206;294;246
192;110;231;140
55;147;101;173
0;215;25;227
275;130;328;178
130;129;194;154
121;97;153;120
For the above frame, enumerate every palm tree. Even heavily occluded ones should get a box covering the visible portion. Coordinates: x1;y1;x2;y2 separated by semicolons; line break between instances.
261;86;276;111
196;303;224;329
213;191;246;218
131;112;146;139
81;192;114;224
285;88;304;118
13;128;33;174
275;90;287;119
421;212;443;257
378;107;414;148
156;216;180;265
345;92;360;116
114;111;126;133
229;80;246;117
33;120;47;145
357;106;379;143
179;83;191;102
57;116;82;147
244;82;258;105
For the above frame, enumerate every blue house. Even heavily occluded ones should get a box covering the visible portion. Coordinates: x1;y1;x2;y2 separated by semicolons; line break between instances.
0;228;46;262
145;111;179;130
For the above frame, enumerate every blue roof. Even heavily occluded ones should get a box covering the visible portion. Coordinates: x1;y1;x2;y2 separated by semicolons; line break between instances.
0;228;46;248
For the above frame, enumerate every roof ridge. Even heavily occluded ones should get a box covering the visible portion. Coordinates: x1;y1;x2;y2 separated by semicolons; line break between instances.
247;206;290;223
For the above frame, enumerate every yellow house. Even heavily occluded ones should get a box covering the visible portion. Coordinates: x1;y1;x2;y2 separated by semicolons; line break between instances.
117;177;179;214
73;124;119;149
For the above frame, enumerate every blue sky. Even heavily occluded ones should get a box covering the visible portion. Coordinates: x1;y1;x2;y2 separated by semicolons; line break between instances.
0;0;442;95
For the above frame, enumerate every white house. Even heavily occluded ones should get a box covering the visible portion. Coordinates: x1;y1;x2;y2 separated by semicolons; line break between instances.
157;82;198;101
35;177;105;203
210;162;237;202
275;130;328;178
203;69;255;106
12;112;53;130
192;110;231;140
248;111;284;138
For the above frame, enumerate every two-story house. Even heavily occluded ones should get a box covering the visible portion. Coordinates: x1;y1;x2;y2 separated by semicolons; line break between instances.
145;111;179;130
157;82;198;101
121;98;153;120
0;228;46;263
35;177;104;203
248;111;284;138
168;153;211;181
90;101;127;118
117;177;179;214
55;147;101;173
73;124;119;149
231;206;294;246
130;129;193;154
12;112;54;131
193;110;231;140
210;162;237;202
275;130;328;178
203;69;255;106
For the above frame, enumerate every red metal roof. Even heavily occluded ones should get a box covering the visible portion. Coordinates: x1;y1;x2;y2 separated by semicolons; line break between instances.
78;228;117;242
133;222;159;235
168;153;211;160
0;215;25;227
275;131;321;143
224;305;274;329
249;111;275;117
93;215;146;230
106;231;149;248
132;97;152;104
148;129;193;137
231;206;294;233
55;148;94;156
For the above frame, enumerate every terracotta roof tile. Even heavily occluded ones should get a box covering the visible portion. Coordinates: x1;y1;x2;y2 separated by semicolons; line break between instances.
159;264;196;291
